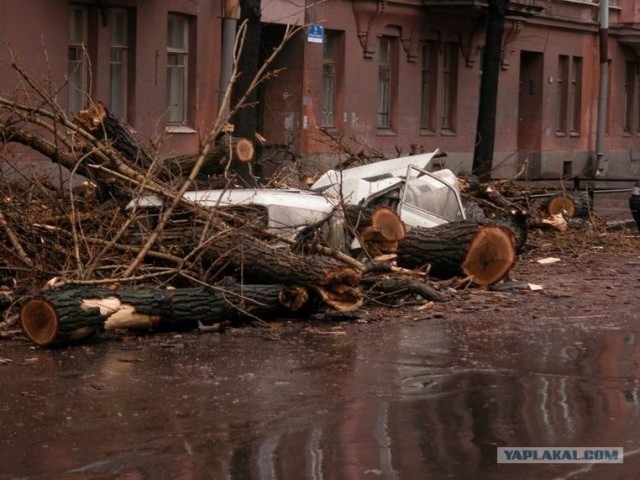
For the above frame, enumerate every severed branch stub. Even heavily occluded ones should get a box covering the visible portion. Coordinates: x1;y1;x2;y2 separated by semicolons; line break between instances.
345;205;406;256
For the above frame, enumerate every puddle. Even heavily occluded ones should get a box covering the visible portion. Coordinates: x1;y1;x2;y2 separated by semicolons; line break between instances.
2;314;640;479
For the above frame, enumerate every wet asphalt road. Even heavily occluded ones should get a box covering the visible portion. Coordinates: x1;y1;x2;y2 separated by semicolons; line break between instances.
1;240;640;480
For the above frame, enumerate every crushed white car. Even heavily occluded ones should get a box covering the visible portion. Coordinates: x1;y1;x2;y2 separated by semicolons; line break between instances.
126;149;466;251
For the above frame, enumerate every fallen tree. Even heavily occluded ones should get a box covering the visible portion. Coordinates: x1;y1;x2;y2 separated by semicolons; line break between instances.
19;284;308;347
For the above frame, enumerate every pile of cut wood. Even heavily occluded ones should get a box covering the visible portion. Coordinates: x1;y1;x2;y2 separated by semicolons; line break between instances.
0;100;590;347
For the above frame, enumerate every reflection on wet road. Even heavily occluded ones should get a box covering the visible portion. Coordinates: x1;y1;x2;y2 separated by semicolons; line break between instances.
2;307;640;479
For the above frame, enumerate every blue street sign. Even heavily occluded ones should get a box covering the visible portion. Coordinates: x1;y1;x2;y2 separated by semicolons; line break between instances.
307;24;324;44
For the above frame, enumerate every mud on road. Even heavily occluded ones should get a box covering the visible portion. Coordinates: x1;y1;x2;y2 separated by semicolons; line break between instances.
0;229;639;480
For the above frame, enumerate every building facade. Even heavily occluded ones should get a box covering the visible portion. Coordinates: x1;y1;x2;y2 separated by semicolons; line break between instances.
0;0;222;179
261;0;640;179
1;0;640;180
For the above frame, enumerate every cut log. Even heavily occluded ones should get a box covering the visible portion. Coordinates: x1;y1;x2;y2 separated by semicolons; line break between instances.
202;233;363;312
19;284;307;347
396;222;516;286
543;191;591;218
344;205;406;256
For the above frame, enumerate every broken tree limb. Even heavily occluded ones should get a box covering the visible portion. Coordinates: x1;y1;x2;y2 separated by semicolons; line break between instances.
19;284;307;347
202;233;363;312
364;276;446;302
163;137;256;177
0;211;32;267
396;222;516;286
73;102;154;169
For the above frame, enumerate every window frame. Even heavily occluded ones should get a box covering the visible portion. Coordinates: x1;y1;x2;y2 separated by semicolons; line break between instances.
556;55;582;136
440;43;458;132
321;30;338;128
109;8;129;120
68;5;88;114
377;36;392;129
166;13;190;126
420;41;437;131
624;61;635;134
555;55;569;134
569;56;582;135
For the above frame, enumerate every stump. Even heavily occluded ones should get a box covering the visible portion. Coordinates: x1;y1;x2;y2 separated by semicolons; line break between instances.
396;222;516;286
19;284;307;347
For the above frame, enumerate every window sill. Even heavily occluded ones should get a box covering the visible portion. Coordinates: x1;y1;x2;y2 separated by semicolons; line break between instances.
555;131;567;137
623;131;632;137
377;129;397;137
569;131;580;137
420;129;436;136
165;125;197;134
440;129;456;137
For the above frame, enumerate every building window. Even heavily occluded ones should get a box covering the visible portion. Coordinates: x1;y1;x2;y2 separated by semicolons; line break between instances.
68;6;88;113
556;55;582;135
625;61;635;133
636;67;640;134
167;14;189;125
322;31;338;127
441;43;458;131
377;37;391;129
569;56;582;134
109;8;129;120
420;41;437;130
555;55;569;133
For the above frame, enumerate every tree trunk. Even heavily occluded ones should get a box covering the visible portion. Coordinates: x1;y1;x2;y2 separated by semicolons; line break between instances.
19;284;306;347
472;0;510;182
230;0;262;186
396;222;516;285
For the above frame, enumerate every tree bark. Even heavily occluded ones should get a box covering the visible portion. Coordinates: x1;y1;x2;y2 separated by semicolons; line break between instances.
472;0;510;182
19;284;307;347
397;222;516;285
202;233;363;311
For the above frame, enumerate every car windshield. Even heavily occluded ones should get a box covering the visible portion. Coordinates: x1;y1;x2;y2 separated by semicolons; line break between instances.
402;168;465;222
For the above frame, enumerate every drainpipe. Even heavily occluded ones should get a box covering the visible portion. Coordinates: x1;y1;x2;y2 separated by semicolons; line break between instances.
595;0;609;176
219;0;239;116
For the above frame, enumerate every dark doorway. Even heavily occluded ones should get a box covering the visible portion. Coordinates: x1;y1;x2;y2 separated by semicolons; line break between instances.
518;51;543;177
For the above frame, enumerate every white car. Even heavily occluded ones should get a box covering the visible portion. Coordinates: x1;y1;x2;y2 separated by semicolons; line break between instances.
126;149;466;251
